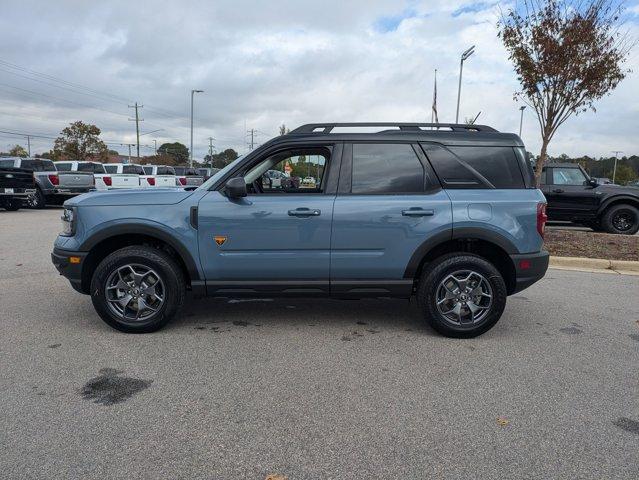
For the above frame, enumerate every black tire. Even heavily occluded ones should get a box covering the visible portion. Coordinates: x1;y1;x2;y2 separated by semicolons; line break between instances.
417;253;507;338
3;200;20;211
29;188;46;209
90;245;186;333
601;204;639;235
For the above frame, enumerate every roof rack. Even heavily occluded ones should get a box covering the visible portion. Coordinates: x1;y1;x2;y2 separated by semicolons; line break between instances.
289;122;498;134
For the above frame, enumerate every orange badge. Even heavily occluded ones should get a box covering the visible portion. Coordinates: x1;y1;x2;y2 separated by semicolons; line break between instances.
214;236;227;246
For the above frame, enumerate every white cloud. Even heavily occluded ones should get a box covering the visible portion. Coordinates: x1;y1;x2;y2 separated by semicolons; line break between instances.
0;0;637;158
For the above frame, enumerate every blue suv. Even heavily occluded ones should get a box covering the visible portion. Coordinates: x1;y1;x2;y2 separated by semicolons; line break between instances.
52;123;549;337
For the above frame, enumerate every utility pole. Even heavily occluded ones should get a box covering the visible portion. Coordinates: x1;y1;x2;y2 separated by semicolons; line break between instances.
128;102;143;159
518;105;526;137
248;129;255;150
153;139;157;155
190;89;204;167
208;137;214;167
127;144;132;164
611;150;623;183
26;135;31;157
456;46;475;123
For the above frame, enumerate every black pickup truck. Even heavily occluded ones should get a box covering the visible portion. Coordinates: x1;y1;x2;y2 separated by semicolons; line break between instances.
541;163;639;235
0;164;35;211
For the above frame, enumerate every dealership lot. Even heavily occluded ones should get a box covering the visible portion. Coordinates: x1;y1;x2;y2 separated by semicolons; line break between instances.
1;208;638;479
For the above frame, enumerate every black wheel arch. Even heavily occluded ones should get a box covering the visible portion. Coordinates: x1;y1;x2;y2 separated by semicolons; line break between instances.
597;196;639;217
405;228;518;295
78;224;202;294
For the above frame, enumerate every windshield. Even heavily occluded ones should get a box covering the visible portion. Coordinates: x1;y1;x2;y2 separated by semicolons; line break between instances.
198;155;245;190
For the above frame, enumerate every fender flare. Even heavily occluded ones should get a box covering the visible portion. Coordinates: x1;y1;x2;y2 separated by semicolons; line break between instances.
597;195;639;216
79;222;202;281
403;227;518;279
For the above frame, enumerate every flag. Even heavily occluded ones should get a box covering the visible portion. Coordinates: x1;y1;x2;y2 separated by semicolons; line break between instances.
431;69;439;124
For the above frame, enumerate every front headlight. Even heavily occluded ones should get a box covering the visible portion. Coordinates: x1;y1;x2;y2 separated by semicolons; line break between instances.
60;207;76;236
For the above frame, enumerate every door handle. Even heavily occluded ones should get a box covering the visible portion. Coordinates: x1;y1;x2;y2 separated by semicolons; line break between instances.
402;208;434;217
288;208;321;217
552;189;564;193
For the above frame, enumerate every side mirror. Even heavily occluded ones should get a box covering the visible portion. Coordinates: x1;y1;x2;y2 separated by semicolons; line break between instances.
588;179;598;187
225;177;247;198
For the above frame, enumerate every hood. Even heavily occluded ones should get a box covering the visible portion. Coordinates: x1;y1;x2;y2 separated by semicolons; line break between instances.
65;188;196;207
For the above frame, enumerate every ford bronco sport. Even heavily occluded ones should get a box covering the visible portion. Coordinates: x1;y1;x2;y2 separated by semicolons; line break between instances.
52;123;549;337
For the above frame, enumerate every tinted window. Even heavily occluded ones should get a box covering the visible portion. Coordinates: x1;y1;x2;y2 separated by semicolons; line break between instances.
197;168;208;176
41;160;55;171
19;160;42;171
104;165;117;173
552;167;587;186
185;168;198;176
447;147;525;189
143;166;154;175
351;143;423;194
78;162;104;173
123;165;144;175
56;163;72;171
174;167;185;175
157;166;174;175
0;159;16;167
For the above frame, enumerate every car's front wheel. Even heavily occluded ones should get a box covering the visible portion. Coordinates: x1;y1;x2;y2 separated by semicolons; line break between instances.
417;253;507;338
601;204;639;235
90;246;186;333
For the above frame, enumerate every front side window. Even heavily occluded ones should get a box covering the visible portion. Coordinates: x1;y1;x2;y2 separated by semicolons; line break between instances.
244;148;330;194
351;143;423;194
552;168;587;186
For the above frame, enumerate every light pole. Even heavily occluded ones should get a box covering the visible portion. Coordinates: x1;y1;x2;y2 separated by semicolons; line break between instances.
612;150;623;183
190;89;204;167
518;105;526;137
455;45;475;124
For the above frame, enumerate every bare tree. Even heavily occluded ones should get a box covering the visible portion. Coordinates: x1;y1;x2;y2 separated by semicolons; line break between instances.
498;0;632;184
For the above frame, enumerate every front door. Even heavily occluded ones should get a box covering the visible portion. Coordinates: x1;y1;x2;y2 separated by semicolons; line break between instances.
197;145;338;296
542;166;600;220
330;142;452;297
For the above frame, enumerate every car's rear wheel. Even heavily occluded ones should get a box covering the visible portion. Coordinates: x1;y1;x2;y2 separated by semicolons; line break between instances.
417;253;507;338
90;246;185;333
3;199;21;211
601;204;639;235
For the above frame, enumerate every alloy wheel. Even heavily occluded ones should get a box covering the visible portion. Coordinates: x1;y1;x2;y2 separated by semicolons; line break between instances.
105;264;165;321
436;270;493;326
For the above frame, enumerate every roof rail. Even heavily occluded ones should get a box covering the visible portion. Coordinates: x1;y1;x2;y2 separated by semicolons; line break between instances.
289;122;498;134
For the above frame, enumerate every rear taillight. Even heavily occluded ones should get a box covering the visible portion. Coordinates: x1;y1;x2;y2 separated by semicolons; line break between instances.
178;177;186;186
147;177;156;186
537;202;548;238
103;176;112;187
48;174;59;186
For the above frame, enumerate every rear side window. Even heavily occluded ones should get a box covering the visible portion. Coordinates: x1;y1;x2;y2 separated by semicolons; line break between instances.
423;144;525;189
56;163;72;171
104;165;117;173
123;165;144;175
158;166;174;175
447;147;525;189
351;143;424;194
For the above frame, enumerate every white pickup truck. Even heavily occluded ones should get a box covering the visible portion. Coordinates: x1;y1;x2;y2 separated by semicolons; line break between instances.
141;165;178;188
55;161;112;190
102;163;144;189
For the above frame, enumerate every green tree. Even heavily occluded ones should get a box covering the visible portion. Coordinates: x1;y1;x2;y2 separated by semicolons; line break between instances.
498;0;631;185
613;164;636;184
8;144;28;157
53;121;108;161
204;148;239;168
158;142;189;165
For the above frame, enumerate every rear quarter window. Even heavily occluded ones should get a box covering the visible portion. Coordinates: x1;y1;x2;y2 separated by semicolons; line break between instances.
422;144;525;189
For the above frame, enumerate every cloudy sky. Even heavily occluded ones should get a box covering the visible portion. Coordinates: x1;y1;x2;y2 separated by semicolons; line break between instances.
0;0;638;160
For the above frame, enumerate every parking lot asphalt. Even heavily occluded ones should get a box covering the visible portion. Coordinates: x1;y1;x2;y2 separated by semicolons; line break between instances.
1;208;638;480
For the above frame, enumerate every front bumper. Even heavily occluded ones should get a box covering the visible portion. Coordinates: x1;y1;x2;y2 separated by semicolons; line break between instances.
509;250;549;294
51;248;88;294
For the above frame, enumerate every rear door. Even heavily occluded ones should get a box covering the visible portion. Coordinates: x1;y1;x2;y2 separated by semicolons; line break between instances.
330;142;451;297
